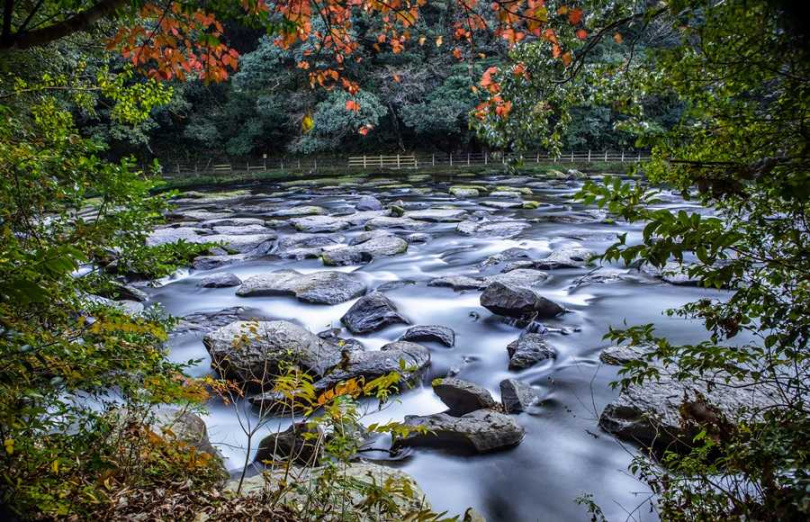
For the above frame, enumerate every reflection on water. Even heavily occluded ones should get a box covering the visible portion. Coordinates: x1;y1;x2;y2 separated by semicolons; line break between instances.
147;174;726;521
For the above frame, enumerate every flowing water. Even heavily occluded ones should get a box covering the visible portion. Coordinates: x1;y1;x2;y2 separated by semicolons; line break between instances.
145;173;723;521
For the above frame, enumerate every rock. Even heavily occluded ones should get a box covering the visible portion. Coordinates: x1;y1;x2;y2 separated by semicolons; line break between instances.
375;280;416;293
506;334;556;371
456;220;531;238
229;461;430;513
640;261;701;286
269;205;325;217
192;253;248;270
356;195;383;211
489;190;523;198
203;320;341;383
495;186;533;195
146;227;202;246
480;282;564;319
480;200;524;210
400;325;455;347
255;422;324;466
322;234;408;266
600;344;655;365
464;508;487;522
428;275;486;291
168;209;232;221
212;224;273;236
533;246;594;269
341;293;409;334
364;216;426;230
199;272;242;288
310;341;430;392
96;282;148;302
406;232;431;244
433;378;497;415
116;300;145;315
396;409;524;453
342;210;388;226
484;269;549;289
405;208;467;222
277;233;345;251
316;328;365;353
236;270;366;305
499;379;540;413
151;407;221;459
450;187;480;197
290;215;350;233
478;248;532;270
174;306;262;335
599;371;780;447
203;233;277;254
199;217;268;228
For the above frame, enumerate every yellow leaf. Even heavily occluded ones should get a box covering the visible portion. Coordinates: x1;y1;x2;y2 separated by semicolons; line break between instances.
51;460;59;473
301;113;314;133
3;438;13;455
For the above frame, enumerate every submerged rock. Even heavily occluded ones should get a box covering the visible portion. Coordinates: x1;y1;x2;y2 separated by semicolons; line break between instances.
396;409;524;453
506;334;557;371
433;378;498;415
199;272;242;288
499;379;541;413
341;292;409;334
236;270;366;305
480;282;564;319
203;320;341;382
400;325;455;347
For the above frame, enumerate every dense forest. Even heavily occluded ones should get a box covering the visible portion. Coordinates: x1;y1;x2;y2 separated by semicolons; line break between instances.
1;0;809;521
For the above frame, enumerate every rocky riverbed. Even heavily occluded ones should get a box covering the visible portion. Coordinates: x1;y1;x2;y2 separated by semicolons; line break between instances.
129;171;744;521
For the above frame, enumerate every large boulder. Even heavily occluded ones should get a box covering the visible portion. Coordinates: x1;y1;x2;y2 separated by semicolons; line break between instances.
506;334;556;371
321;234;408;266
236;270;367;305
499;379;541;413
599;344;655;365
151;407;221;459
400;325;455;347
433;378;498;415
480;282;564;319
146;226;203;246
396;409;524;453
599;372;780;447
484;269;549;289
203;233;277;254
340;293;409;334
255;422;324;466
356;195;383;211
456;220;531;238
203;320;341;383
428;275;486;291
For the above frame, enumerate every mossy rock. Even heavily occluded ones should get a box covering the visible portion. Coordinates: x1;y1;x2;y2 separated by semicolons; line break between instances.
495;186;533;195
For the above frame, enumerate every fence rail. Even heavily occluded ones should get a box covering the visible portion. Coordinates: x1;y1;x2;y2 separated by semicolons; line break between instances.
164;150;651;178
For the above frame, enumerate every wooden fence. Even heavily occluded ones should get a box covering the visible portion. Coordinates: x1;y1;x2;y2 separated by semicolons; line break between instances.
164;150;651;178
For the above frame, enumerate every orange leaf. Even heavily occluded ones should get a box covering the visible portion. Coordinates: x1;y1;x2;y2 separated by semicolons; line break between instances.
568;8;583;25
613;32;624;44
576;29;588;40
345;99;360;112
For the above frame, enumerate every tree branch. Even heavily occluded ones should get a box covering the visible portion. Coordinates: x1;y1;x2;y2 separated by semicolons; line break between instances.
0;0;128;51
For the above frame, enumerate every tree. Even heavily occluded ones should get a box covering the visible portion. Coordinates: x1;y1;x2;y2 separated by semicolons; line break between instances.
479;0;810;518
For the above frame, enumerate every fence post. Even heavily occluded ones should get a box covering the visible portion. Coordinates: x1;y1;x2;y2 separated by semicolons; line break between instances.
467;153;470;166
397;154;401;169
621;151;625;162
432;154;435;166
637;152;641;162
605;150;608;162
297;159;301;169
314;158;317;171
281;160;284;170
176;163;181;175
194;163;198;177
450;153;453;166
363;155;367;168
536;152;539;163
485;152;488;165
570;151;574;162
588;150;591;162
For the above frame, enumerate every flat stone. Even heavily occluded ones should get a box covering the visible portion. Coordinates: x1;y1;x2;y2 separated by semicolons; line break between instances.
600;344;655;365
356;195;383;211
365;216;428;230
428;275;486;291
146;227;202;246
322;235;408;266
533;246;595;269
236;270;366;305
199;217;268;228
202;233;277;254
450;187;480;197
400;325;455;347
507;334;556;371
396;409;524;453
641;261;701;286
290;215;350;233
340;292;409;334
199;272;242;288
433;378;498;415
484;269;549;289
457;220;531;238
405;208;468;222
269;205;325;217
500;379;541;413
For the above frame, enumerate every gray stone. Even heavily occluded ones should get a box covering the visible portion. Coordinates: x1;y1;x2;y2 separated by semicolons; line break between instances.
290;215;350;233
428;275;486;291
600;344;655;365
199;272;242;288
212;224;273;236
255;422;324;466
533;246;594;269
365;216;427;230
341;293;409;334
396;409;524;453
450;187;480;197
480;200;524;210
506;334;556;371
203;320;341;383
405;208;467;222
433;378;498;415
269;205;325;217
199;217;268;228
641;261;701;286
356;195;383;211
322;235;408;266
499;379;540;413
146;227;202;246
400;325;455;347
480;282;564;319
236;270;366;305
484;269;549;289
489;190;523;198
599;372;780;447
203;233;277;254
457;220;531;238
